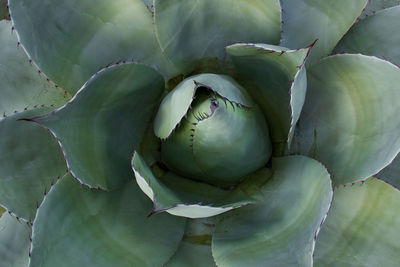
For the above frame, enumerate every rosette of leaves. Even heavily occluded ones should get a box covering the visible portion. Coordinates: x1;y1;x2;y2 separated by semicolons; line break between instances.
1;0;400;266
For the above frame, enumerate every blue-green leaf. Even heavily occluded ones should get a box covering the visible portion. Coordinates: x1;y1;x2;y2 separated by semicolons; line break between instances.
9;0;176;94
334;6;400;66
227;43;311;152
30;174;185;267
314;178;400;266
212;156;332;267
280;0;367;65
166;218;217;267
35;63;164;190
132;152;254;219
0;213;30;267
376;154;400;189
359;0;400;19
293;54;400;185
154;0;281;74
0;108;67;221
0;20;70;116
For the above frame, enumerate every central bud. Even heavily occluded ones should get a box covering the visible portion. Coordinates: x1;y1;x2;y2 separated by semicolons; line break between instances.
154;74;272;186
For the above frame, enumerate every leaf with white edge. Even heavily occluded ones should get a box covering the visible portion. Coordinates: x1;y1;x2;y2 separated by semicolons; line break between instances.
376;154;400;189
154;73;253;139
166;218;217;267
0;213;31;267
0;108;67;221
212;156;333;267
30;174;185;267
0;20;70;116
0;206;4;216
35;63;164;190
227;43;310;153
154;0;281;74
293;54;400;185
8;0;177;94
359;0;400;19
314;178;400;266
132;152;254;219
280;0;367;65
334;6;400;66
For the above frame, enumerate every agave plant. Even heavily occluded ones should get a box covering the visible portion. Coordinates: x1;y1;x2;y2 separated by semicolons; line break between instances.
1;0;400;266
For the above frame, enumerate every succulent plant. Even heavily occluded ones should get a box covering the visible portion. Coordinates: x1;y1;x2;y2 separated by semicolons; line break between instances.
1;0;400;266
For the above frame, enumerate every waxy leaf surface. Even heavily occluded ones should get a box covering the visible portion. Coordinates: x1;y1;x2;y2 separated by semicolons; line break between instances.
30;174;185;267
0;20;70;116
0;213;30;267
280;0;367;65
36;63;164;190
0;108;67;221
294;54;400;185
227;43;309;152
314;178;400;266
335;6;400;66
9;0;175;94
212;156;332;267
154;0;281;74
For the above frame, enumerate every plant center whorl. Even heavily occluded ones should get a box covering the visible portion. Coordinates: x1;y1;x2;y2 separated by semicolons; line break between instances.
157;75;272;186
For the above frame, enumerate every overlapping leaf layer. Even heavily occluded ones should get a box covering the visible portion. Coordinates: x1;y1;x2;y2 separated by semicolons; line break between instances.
1;0;400;266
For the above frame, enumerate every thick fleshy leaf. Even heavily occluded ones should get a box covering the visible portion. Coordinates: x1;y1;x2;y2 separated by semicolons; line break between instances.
30;174;185;267
0;108;67;221
293;54;400;185
334;6;400;66
159;86;271;186
227;43;310;152
0;0;9;20
166;218;217;267
0;20;70;116
154;73;253;139
186;95;271;185
359;0;400;19
35;63;164;190
132;152;253;219
8;0;176;94
0;213;31;267
280;0;367;65
314;178;400;266
212;156;333;267
154;0;281;74
376;155;400;189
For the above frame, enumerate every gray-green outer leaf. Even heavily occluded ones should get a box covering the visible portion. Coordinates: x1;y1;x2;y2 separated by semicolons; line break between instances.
212;156;333;267
30;174;186;267
314;178;400;266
